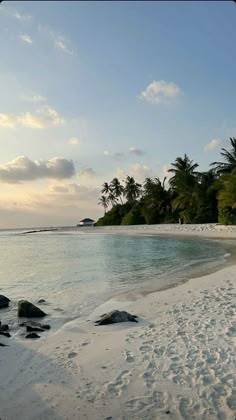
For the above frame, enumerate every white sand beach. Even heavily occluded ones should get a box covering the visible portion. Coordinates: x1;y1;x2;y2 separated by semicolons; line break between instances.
1;224;236;420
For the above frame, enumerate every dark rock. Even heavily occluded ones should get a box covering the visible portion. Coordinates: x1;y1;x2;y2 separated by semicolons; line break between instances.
0;324;9;332
37;299;46;304
0;342;7;346
18;300;47;318
165;411;170;414
0;331;11;338
25;332;40;339
95;310;138;326
0;295;10;309
26;325;44;333
19;320;50;330
40;324;50;330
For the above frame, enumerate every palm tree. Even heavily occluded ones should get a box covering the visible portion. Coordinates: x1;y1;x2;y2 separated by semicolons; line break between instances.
108;192;118;207
110;177;124;204
142;177;171;224
167;154;200;222
211;137;236;175
123;176;142;202
98;195;109;215
101;182;111;196
168;154;199;188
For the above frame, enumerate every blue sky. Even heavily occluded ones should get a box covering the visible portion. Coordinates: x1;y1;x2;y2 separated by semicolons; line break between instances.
0;1;235;227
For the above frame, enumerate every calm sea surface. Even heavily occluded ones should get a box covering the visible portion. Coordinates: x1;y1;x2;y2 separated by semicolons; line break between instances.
0;227;234;327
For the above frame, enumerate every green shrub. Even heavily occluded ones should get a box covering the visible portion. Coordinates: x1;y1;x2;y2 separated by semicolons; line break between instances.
121;204;145;225
218;207;236;225
96;202;133;226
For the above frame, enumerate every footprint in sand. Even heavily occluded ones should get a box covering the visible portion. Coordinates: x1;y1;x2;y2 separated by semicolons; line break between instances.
68;351;77;359
106;370;131;396
125;350;135;363
81;341;90;346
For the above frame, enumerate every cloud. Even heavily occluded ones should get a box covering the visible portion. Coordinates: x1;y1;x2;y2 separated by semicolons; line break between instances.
140;80;182;105
23;94;47;103
49;183;99;201
129;147;145;156
204;138;222;152
1;5;32;22
50;185;69;193
116;163;152;183
0;156;75;183
13;10;32;22
158;163;172;184
54;36;74;55
38;25;74;55
78;167;96;178
68;137;79;145
0;181;102;228
19;33;33;44
103;150;124;159
0;106;64;129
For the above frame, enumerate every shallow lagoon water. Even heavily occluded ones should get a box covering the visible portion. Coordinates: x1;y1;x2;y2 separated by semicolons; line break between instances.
0;228;234;325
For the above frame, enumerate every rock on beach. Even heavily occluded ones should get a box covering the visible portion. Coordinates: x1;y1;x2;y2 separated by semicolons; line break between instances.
0;295;10;309
18;300;47;318
95;310;138;325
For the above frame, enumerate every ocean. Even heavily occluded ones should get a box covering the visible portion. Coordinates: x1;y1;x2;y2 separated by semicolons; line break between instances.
0;226;234;331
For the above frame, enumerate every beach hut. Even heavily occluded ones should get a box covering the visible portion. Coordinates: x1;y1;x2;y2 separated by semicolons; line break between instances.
77;218;95;227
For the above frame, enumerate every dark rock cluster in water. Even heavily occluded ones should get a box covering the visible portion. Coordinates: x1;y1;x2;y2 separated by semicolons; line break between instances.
95;310;138;325
0;294;50;345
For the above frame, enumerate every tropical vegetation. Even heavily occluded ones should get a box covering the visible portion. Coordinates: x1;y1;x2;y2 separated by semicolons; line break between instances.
97;138;236;226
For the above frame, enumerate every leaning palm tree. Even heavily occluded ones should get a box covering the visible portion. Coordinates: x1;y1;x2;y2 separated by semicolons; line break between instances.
124;176;142;202
110;177;124;204
98;195;110;215
211;137;236;175
168;154;199;188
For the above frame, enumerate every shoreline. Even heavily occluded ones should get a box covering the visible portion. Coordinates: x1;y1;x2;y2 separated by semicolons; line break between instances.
92;222;236;240
1;224;236;419
21;222;236;240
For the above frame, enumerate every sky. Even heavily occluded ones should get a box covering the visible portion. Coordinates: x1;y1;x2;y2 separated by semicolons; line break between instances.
0;0;236;228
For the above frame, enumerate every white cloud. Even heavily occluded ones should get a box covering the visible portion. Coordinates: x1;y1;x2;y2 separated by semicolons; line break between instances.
129;147;145;156
68;137;79;145
0;156;75;183
140;80;182;105
19;33;32;44
13;10;32;22
116;163;152;183
38;25;74;55
78;167;96;178
0;106;64;129
103;150;124;159
54;36;73;55
204;138;222;152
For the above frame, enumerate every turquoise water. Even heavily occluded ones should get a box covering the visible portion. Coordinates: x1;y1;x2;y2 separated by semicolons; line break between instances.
0;228;234;324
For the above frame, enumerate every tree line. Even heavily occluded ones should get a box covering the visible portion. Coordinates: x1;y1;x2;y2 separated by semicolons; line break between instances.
97;137;236;226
